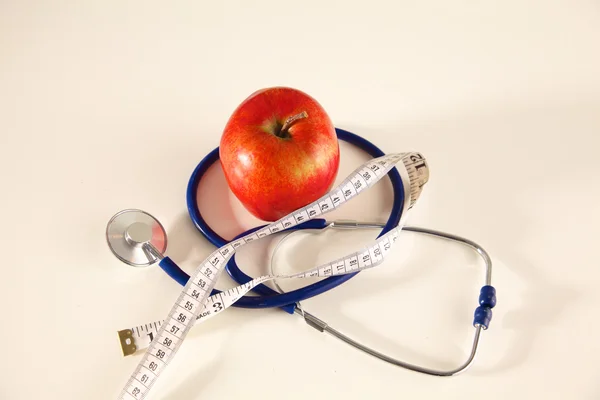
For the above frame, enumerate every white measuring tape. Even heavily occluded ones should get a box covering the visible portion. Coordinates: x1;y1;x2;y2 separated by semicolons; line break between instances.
117;152;429;399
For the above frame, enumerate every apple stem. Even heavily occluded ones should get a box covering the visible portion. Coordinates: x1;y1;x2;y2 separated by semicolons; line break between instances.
279;111;308;137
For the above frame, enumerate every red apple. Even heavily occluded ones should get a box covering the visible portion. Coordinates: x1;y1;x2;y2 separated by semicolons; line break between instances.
219;87;340;221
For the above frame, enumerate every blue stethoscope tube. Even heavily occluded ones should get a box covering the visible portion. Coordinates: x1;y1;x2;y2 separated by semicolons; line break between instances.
157;128;405;314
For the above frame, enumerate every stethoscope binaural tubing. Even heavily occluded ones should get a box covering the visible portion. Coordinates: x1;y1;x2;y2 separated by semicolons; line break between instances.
155;127;496;376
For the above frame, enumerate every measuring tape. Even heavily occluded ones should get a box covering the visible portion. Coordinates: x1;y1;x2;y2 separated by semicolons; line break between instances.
117;152;429;399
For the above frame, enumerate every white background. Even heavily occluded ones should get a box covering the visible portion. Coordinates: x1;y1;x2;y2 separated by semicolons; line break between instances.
1;1;599;399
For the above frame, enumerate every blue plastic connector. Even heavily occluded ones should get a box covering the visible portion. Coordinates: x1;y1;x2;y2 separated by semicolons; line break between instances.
473;306;493;329
473;285;496;329
479;285;496;308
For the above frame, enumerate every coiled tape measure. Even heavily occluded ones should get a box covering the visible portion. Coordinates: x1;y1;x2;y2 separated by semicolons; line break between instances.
116;152;431;399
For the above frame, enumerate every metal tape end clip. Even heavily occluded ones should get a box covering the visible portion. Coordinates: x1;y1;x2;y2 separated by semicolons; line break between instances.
117;329;137;356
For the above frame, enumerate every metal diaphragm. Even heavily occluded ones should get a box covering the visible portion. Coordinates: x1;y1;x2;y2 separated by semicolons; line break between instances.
106;209;167;267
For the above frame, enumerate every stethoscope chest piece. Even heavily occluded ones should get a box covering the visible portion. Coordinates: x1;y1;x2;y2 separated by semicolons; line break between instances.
106;209;167;267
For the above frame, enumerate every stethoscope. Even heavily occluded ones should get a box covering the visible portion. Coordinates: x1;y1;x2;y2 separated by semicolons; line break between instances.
106;128;496;376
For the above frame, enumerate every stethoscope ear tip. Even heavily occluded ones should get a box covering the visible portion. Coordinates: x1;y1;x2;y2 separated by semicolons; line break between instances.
106;209;168;267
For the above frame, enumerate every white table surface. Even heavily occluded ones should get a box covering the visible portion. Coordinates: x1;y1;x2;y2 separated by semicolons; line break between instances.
1;1;599;399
